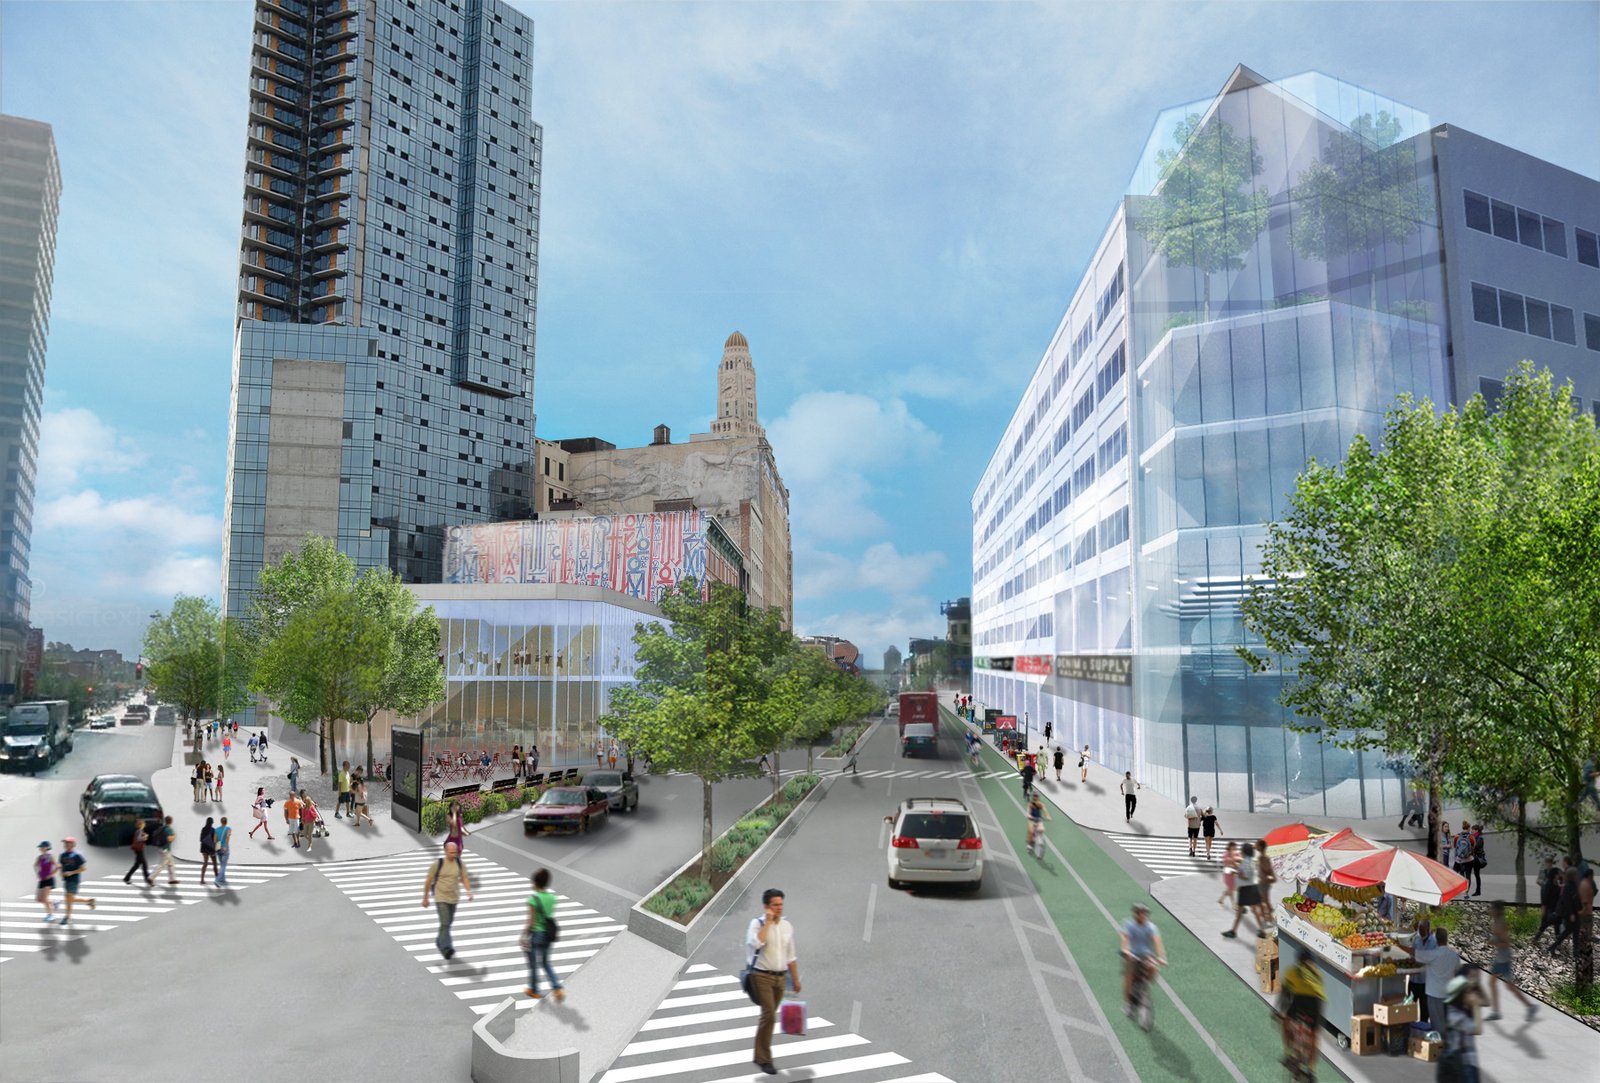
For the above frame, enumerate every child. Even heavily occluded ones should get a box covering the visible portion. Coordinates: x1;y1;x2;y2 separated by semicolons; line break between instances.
1218;841;1240;908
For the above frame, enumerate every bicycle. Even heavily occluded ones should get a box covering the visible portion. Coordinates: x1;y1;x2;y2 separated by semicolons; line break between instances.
1123;952;1159;1031
1028;820;1047;861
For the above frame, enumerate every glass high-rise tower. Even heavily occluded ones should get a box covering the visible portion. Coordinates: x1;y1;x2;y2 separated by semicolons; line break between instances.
223;0;541;619
0;115;60;694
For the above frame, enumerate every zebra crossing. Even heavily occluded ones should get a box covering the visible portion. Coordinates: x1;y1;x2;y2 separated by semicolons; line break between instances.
0;862;302;963
597;962;957;1083
1103;831;1232;879
828;767;1013;781
316;850;624;1015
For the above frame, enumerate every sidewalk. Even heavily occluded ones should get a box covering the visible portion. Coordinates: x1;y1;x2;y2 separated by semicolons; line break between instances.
1153;871;1596;1082
151;725;440;866
940;694;1586;902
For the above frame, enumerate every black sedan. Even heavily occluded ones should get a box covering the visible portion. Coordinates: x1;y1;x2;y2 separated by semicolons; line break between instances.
523;786;610;835
81;775;163;846
584;770;640;812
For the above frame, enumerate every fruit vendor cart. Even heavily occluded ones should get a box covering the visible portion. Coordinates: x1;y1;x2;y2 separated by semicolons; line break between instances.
1276;881;1414;1048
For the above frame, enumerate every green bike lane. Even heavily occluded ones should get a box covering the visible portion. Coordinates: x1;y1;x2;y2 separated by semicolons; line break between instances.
963;725;1346;1083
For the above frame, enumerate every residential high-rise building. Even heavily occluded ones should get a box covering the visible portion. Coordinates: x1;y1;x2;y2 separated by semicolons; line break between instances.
0;116;61;697
222;0;541;619
971;67;1599;819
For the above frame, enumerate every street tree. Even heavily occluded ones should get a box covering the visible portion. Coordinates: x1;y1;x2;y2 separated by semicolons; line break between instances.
248;536;443;775
599;579;794;879
1137;113;1271;321
142;595;252;734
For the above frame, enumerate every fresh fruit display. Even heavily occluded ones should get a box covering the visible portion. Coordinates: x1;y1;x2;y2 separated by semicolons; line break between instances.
1342;931;1389;949
1357;961;1399;977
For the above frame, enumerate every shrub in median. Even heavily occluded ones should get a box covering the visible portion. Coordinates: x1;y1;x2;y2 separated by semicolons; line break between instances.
421;800;449;835
481;792;508;817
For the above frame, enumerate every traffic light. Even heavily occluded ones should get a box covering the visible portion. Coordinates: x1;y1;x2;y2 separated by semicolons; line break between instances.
135;663;143;680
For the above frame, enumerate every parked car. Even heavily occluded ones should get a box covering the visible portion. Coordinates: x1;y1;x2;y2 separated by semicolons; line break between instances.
900;722;938;757
80;775;164;846
584;770;639;812
884;796;984;891
523;786;610;835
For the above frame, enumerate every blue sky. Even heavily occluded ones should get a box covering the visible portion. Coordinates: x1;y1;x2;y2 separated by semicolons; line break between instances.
5;0;1598;661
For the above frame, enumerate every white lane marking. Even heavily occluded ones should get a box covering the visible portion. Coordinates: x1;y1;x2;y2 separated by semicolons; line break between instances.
597;1034;870;1082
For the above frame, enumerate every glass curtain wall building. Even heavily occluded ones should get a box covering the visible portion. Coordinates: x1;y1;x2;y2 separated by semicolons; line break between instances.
972;66;1598;818
223;0;541;619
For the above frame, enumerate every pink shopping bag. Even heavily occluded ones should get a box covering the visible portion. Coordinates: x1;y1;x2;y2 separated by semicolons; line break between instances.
779;999;807;1036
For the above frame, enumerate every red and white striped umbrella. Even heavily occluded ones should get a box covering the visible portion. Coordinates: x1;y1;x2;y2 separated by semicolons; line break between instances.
1330;846;1469;905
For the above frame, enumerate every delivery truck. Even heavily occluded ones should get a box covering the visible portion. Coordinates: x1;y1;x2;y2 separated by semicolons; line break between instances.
897;692;941;736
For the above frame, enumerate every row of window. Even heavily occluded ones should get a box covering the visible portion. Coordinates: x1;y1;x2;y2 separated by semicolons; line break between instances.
1095;344;1126;401
1096;264;1124;328
1469;281;1579;345
1463;189;1598;268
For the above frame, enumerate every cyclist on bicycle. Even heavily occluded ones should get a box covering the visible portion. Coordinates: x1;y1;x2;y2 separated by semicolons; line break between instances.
1119;903;1167;1014
1279;953;1324;1076
1025;792;1050;852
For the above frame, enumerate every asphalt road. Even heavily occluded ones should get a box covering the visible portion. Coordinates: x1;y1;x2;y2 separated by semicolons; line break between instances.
0;720;175;899
677;718;1131;1083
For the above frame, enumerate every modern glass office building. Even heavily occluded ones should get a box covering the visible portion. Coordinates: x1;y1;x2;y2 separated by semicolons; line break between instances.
972;67;1600;817
222;0;542;619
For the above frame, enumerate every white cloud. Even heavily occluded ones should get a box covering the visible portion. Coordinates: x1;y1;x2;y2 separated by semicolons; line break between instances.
38;407;145;488
143;555;222;598
39;490;220;548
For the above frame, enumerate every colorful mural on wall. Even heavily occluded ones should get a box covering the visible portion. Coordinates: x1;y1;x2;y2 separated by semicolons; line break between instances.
443;511;723;602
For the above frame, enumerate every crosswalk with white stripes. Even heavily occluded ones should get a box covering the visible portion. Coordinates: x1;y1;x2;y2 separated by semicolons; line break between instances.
0;862;302;963
597;962;956;1083
1103;831;1233;879
316;850;624;1015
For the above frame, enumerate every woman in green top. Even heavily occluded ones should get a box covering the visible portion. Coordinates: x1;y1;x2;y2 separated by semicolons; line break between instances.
521;867;565;1001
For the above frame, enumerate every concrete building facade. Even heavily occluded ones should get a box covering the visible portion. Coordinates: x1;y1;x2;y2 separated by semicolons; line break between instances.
971;67;1600;819
0;116;60;698
556;332;793;624
222;0;542;620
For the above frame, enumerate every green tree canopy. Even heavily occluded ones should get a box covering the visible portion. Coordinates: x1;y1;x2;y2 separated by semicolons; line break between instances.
143;595;252;729
248;536;443;775
1138;113;1271;320
600;579;795;878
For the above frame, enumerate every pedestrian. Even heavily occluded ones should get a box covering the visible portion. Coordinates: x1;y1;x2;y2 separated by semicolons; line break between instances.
287;755;300;796
1469;824;1486;897
511;744;522;780
1402;926;1461;1026
257;731;268;759
1548;869;1582;953
1484;901;1537;1021
530;742;540;776
1411;915;1437;1022
1440;821;1453;859
746;888;800;1076
222;731;232;760
1080;745;1091;783
283;790;302;848
595;737;605;767
124;819;152;885
1218;841;1240;907
1020;756;1037;798
33;841;58;923
57;838;96;925
248;733;258;762
608;738;620;770
206;761;219;801
445;797;469;854
422;840;473;961
1043;720;1053;743
335;760;352;819
1200;807;1222;859
215;817;232;887
351;775;372;827
199;816;219;885
842;743;858;775
1053;745;1065;782
520;867;565;1001
298;791;319;854
153;815;179;885
1223;842;1267;939
1438;976;1482;1083
1256;838;1278;923
192;762;204;803
232;720;238;735
250;786;274;839
215;763;225;801
1451;819;1473;880
1183;796;1202;857
1121;771;1139;822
